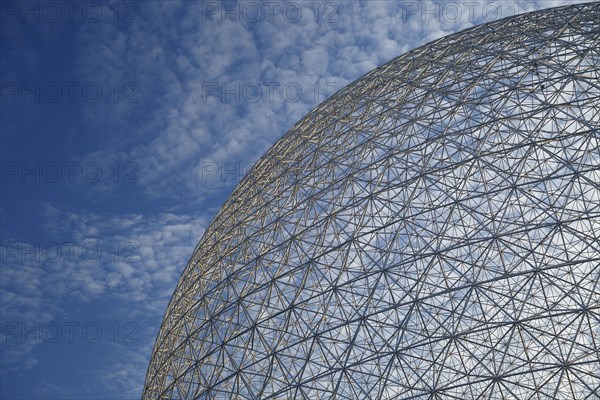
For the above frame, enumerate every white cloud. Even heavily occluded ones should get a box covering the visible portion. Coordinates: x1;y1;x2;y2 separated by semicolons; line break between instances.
1;205;207;387
2;0;590;397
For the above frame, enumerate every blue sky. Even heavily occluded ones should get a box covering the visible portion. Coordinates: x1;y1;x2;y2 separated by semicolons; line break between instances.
0;0;584;398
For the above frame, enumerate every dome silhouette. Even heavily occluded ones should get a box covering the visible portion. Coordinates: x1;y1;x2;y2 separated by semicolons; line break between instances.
143;3;600;398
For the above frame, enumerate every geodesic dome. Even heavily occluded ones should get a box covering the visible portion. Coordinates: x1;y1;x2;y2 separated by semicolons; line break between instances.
143;3;600;398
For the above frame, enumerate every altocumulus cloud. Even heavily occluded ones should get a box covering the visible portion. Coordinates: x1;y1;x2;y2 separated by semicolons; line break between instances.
1;0;586;398
80;0;570;207
1;205;206;395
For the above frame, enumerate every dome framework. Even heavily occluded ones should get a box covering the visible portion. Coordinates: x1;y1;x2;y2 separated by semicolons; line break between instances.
143;3;600;399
